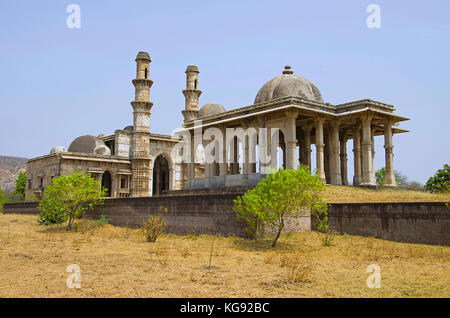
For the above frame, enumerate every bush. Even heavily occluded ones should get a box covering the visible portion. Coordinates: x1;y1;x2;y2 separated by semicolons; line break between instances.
14;172;26;201
38;171;106;229
425;164;450;193
233;165;328;247
141;215;167;242
0;189;8;214
96;215;110;226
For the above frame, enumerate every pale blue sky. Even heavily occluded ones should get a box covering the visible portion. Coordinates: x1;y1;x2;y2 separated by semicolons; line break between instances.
0;0;449;184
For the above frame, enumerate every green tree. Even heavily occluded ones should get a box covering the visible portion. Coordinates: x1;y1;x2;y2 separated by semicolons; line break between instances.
425;164;450;193
233;165;328;247
375;167;386;185
38;171;106;229
14;172;26;201
0;189;8;213
375;167;420;188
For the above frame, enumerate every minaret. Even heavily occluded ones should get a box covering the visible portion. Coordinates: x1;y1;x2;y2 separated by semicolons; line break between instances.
131;51;153;197
182;65;202;122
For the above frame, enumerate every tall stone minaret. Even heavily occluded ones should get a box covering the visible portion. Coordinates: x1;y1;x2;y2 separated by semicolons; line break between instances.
131;51;153;197
182;65;202;122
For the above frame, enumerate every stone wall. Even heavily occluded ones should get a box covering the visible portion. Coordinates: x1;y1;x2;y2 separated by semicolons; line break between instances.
325;202;449;245
3;198;449;245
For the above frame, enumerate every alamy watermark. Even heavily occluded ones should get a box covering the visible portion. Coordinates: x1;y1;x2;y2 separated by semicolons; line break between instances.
66;4;81;29
66;264;81;289
366;4;381;29
366;264;381;288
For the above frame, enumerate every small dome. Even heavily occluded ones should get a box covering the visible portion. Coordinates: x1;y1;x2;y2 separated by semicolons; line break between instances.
135;51;151;62
198;103;226;118
123;125;133;132
50;146;67;155
186;65;199;73
93;145;111;156
68;135;105;154
254;66;323;104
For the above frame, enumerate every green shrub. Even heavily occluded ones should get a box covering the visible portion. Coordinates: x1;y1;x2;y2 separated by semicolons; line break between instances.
425;164;450;193
96;215;110;226
141;215;167;242
233;165;328;247
0;189;8;214
38;171;106;229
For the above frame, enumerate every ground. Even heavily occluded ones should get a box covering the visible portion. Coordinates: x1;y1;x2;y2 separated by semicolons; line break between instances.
0;213;448;298
323;185;450;203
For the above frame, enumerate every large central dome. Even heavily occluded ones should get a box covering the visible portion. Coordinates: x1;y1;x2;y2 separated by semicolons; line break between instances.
254;66;323;104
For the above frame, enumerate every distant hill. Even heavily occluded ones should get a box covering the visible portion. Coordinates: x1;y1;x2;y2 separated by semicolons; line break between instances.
0;155;27;192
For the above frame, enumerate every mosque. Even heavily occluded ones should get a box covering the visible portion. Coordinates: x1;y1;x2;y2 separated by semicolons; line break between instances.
25;51;409;200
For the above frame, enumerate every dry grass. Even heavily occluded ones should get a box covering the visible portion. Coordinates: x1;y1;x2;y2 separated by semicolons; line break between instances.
324;186;450;203
0;213;449;298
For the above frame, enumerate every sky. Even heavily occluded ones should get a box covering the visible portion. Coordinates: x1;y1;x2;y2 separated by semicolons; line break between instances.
0;0;449;184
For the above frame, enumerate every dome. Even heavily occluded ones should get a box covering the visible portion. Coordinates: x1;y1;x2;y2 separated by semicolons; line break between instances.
68;135;106;154
50;146;67;155
198;103;226;118
123;125;133;132
136;51;151;62
254;66;323;104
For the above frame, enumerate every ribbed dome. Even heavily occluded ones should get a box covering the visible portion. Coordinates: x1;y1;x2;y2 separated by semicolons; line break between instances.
254;66;323;104
68;135;106;154
198;103;226;118
135;51;151;62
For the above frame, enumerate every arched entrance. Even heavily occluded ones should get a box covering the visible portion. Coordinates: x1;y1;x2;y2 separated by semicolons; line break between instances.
101;171;112;197
153;154;169;195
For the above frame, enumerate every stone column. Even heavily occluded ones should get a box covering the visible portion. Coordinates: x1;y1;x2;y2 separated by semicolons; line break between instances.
302;125;312;172
329;121;342;185
314;117;326;182
383;120;397;187
232;137;239;174
241;121;249;177
285;112;298;170
352;127;362;186
361;114;376;185
187;134;195;183
371;128;376;177
340;131;348;186
219;126;227;176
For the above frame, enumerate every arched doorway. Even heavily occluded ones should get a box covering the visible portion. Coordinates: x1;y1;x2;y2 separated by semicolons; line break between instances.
153;154;169;195
101;171;112;197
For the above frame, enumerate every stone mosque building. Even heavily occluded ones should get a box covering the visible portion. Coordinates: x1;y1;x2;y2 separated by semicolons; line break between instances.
25;51;409;200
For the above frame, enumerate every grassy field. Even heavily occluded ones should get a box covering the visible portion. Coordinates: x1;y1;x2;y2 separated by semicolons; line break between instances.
0;213;448;298
324;185;450;203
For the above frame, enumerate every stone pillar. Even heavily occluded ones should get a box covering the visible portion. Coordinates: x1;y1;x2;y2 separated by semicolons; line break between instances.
187;134;195;183
329;121;342;185
384;120;397;187
285;111;298;170
352;127;362;186
340;131;348;186
219;126;227;176
131;51;153;197
361;114;376;185
371;128;376;177
314;118;326;182
242;121;249;177
232;137;239;174
302;125;312;172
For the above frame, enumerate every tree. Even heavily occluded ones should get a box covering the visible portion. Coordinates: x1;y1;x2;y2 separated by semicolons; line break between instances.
375;167;421;188
38;171;106;229
0;189;8;213
14;172;26;201
233;165;328;247
425;164;450;193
